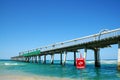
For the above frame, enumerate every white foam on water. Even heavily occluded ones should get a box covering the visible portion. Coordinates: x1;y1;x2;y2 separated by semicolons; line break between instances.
86;61;94;64
86;60;117;64
64;60;117;65
66;60;73;64
4;63;18;66
101;60;117;64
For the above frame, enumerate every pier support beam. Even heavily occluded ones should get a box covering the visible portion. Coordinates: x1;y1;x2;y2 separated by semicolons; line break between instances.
35;56;37;63
94;48;100;67
38;55;41;63
43;55;46;64
24;57;26;62
63;51;67;66
74;51;76;66
26;57;28;62
32;56;33;63
84;48;87;63
33;56;35;63
25;57;27;62
118;42;120;70
84;48;87;59
28;57;30;62
51;54;54;64
60;52;62;65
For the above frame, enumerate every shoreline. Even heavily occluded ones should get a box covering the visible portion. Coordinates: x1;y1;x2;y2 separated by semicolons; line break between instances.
0;74;74;80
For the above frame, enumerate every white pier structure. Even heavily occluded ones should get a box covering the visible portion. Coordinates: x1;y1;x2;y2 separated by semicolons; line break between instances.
11;28;120;70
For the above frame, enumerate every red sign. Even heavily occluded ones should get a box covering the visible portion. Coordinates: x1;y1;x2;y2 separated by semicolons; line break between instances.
76;54;85;69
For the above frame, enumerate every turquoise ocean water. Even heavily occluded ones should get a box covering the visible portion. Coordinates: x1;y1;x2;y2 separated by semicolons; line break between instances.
0;59;120;80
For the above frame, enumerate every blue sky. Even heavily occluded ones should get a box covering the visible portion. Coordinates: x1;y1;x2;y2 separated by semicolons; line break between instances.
0;0;120;60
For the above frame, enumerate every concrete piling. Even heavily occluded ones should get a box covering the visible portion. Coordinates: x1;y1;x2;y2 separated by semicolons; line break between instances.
118;42;120;70
51;54;54;64
94;48;100;67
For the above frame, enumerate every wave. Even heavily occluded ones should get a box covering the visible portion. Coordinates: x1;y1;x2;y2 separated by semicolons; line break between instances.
86;61;94;64
65;60;117;64
4;63;19;66
86;60;117;64
101;60;117;64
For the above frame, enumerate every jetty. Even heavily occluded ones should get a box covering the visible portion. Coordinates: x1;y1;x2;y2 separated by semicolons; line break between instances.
11;28;120;70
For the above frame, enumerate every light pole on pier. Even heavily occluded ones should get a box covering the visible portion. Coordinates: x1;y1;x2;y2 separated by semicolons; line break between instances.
94;29;109;67
98;29;109;40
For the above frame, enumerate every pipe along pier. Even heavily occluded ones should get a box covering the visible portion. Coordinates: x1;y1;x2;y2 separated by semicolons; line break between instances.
11;28;120;70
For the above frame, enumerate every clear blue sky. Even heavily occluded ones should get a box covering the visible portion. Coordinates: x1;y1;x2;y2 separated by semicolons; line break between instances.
0;0;120;60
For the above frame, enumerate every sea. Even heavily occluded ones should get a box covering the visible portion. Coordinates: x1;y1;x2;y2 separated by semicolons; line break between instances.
0;59;120;80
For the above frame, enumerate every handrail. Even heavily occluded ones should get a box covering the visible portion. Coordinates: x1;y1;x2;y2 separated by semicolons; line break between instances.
20;28;120;56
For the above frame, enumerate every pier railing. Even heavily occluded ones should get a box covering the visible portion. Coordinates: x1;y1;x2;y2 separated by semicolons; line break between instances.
20;28;120;55
40;28;120;52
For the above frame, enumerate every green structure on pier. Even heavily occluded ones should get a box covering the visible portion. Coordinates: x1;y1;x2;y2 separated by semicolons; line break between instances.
22;50;40;57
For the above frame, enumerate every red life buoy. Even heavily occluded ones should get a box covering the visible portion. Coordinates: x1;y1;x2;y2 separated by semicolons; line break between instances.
76;54;85;69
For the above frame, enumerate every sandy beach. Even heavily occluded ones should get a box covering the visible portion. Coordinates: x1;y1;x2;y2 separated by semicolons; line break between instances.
0;75;72;80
